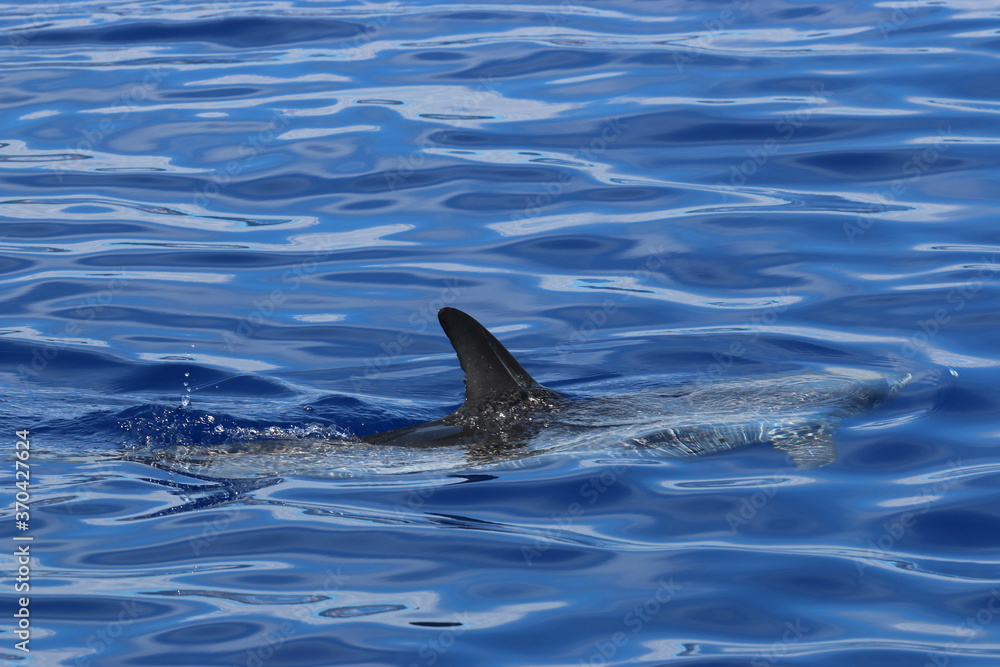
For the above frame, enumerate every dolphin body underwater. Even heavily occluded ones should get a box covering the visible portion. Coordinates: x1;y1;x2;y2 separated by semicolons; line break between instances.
360;308;909;468
134;307;910;476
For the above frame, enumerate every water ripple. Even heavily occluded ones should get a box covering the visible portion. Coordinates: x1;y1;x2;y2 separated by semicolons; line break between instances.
4;1;1000;665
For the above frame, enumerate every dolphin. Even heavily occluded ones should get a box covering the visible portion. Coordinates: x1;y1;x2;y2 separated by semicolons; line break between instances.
127;307;911;476
363;308;910;468
365;307;564;449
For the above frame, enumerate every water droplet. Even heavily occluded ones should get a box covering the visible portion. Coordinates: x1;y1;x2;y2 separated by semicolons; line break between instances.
180;371;192;408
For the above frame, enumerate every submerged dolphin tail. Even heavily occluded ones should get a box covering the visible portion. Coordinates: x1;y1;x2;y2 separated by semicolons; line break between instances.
438;307;547;406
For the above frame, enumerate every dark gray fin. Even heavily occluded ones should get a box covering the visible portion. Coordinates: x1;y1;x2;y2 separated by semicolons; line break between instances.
769;421;837;469
437;307;544;406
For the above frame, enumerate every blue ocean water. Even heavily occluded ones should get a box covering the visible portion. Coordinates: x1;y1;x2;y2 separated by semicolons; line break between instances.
2;0;1000;664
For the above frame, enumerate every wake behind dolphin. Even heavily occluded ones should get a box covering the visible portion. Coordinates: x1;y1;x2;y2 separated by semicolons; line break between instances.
132;307;910;476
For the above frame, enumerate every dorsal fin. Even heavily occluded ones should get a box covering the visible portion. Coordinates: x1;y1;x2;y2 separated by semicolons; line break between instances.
437;307;542;406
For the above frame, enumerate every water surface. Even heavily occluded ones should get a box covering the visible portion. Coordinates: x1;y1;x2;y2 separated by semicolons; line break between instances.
2;1;1000;665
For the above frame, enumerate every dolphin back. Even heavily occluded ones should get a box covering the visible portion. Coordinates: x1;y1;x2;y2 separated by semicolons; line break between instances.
365;308;561;448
